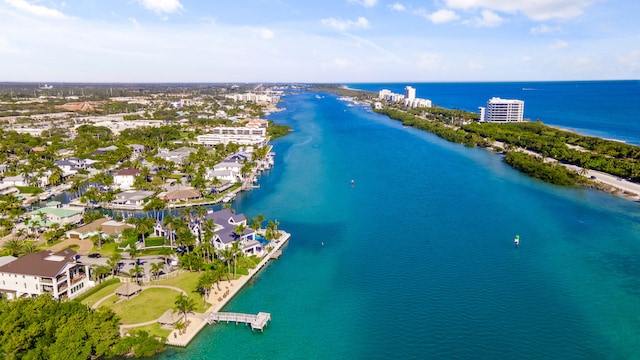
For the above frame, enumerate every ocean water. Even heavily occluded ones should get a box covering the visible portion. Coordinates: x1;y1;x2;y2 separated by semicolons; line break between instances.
159;82;640;359
350;81;640;145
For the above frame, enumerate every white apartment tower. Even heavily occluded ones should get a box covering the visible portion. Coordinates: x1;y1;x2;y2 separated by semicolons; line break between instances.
404;86;416;100
482;97;524;123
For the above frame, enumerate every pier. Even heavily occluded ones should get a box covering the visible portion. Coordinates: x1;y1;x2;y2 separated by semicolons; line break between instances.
207;312;271;332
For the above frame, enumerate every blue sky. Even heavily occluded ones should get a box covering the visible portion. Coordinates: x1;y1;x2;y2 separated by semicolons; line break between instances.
0;0;638;83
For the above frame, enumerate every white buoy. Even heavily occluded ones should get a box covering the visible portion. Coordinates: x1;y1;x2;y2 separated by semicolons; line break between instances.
514;235;520;247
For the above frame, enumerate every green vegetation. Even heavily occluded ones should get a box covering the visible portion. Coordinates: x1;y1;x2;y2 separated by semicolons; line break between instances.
75;278;121;306
109;288;182;324
504;152;583;186
0;294;164;359
374;106;640;187
16;186;43;194
267;121;292;139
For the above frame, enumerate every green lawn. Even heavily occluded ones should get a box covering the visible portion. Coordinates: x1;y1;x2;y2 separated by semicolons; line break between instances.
157;271;209;313
122;323;171;339
80;282;122;308
109;288;181;324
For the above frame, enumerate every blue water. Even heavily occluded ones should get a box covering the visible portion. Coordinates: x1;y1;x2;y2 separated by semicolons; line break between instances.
351;81;640;145
159;82;640;359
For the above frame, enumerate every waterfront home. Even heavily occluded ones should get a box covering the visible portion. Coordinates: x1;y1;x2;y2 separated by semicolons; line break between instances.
1;175;28;187
155;147;197;165
65;217;133;241
113;168;140;190
0;183;19;196
160;188;202;203
212;160;243;180
204;209;262;256
0;249;91;301
23;203;83;228
112;190;155;208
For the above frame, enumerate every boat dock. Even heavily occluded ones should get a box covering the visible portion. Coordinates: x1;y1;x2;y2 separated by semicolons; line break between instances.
207;312;271;332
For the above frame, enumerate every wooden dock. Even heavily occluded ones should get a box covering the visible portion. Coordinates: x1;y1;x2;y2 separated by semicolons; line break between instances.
207;312;271;332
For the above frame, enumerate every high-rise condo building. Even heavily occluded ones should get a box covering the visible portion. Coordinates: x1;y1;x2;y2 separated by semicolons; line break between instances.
481;97;524;122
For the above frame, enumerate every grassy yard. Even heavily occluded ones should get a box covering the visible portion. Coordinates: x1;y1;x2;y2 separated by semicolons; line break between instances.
109;288;181;324
80;282;122;308
158;271;209;313
122;323;172;339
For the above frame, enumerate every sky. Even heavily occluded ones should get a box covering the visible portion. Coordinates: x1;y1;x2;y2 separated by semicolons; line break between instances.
0;0;639;83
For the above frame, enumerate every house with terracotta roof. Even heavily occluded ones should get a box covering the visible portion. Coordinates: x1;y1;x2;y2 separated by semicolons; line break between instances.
160;188;202;203
0;249;91;300
113;168;140;190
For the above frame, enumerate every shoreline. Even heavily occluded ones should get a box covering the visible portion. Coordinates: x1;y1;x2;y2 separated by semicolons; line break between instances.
165;231;291;347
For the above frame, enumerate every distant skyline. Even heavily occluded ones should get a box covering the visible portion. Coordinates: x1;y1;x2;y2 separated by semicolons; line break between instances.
0;0;638;83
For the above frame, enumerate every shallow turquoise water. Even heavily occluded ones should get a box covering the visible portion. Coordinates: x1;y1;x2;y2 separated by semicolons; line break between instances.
160;88;640;359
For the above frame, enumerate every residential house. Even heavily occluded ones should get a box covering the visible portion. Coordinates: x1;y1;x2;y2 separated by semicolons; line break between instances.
112;190;154;208
205;209;261;256
2;175;28;187
155;147;196;165
160;188;202;203
113;168;140;190
24;202;83;229
0;249;91;300
65;218;133;241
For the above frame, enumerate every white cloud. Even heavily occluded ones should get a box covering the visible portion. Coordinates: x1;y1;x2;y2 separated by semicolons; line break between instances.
321;17;370;32
530;24;561;35
549;39;568;49
473;10;503;27
138;0;183;15
389;3;406;11
444;0;594;21
618;50;640;69
321;57;352;68
522;55;533;63
4;0;68;19
417;8;460;24
129;18;141;28
347;0;377;8
260;28;275;40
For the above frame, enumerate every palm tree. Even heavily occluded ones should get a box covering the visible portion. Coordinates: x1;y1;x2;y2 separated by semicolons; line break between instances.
221;246;233;281
129;216;154;246
93;265;111;284
129;264;144;285
2;238;24;257
162;214;177;248
231;241;242;279
107;253;122;276
174;321;185;335
174;294;196;329
197;270;214;306
150;262;164;284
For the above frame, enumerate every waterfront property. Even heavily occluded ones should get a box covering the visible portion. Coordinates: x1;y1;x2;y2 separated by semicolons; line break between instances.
112;190;155;209
23;201;83;229
113;168;140;190
196;126;268;147
0;249;91;300
479;97;525;123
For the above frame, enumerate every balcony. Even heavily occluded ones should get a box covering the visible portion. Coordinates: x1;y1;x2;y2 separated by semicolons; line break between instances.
40;278;53;284
71;274;85;285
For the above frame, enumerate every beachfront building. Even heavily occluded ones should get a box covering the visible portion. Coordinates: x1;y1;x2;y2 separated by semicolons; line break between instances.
0;249;91;301
225;93;280;103
404;86;416;100
480;97;525;123
378;87;431;109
